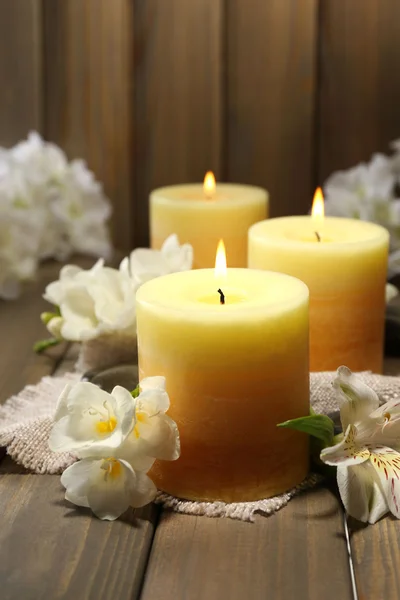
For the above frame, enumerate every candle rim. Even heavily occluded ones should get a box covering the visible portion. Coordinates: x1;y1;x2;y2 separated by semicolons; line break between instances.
150;183;269;207
249;215;389;251
136;268;309;319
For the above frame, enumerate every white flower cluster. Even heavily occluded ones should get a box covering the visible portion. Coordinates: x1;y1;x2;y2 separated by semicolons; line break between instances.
323;140;400;277
49;376;180;520
0;132;112;300
42;234;193;344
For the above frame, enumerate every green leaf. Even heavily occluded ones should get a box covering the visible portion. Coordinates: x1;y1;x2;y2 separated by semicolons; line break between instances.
277;413;335;448
131;384;140;398
33;338;61;354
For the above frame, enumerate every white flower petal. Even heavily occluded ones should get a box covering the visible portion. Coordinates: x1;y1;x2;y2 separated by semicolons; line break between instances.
47;316;64;339
61;460;93;508
137;414;180;461
370;447;400;518
139;376;166;393
320;425;370;467
386;283;399;303
53;383;72;420
86;459;134;520
137;387;170;415
337;463;388;524
129;469;157;507
49;381;134;456
110;385;137;436
333;366;379;430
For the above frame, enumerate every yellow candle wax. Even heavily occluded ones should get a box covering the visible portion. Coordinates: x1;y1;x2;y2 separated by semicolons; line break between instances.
136;268;309;502
150;175;268;269
248;215;389;373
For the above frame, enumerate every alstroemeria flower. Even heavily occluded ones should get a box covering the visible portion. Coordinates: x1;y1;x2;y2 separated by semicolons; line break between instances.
61;457;157;520
321;366;400;523
43;259;137;341
122;234;193;287
117;376;180;471
49;382;135;457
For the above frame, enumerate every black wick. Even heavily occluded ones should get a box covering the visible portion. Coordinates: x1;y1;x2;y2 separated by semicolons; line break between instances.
315;231;321;242
217;288;225;305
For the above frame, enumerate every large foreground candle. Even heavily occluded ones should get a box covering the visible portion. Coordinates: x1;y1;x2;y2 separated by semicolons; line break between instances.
136;250;309;502
248;191;389;372
150;173;268;268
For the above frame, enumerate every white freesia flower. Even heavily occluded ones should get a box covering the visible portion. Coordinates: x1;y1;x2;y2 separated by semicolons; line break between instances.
124;234;193;287
321;366;400;524
61;457;156;520
50;377;179;520
49;377;180;470
49;382;135;456
117;376;180;471
43;259;137;341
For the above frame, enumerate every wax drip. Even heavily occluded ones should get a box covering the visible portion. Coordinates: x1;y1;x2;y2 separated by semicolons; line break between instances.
315;231;321;242
217;288;225;305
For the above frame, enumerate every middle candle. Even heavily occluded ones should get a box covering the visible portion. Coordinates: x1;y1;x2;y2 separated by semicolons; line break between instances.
150;173;268;269
136;242;310;502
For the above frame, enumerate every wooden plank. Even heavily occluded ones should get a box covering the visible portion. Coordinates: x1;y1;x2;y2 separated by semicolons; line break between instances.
0;458;159;600
43;0;133;251
226;0;318;217
0;0;42;145
133;0;225;246
349;517;400;600
318;0;400;181
141;488;352;600
0;261;68;405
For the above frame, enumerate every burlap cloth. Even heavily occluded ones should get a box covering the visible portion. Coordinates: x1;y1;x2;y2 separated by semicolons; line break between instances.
1;370;400;521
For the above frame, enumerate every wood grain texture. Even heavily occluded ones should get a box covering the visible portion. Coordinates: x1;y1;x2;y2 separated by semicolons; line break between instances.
318;0;400;181
0;460;159;600
133;0;225;246
43;0;134;251
0;258;94;405
141;488;352;600
350;517;400;600
227;0;318;217
0;262;66;405
0;0;42;145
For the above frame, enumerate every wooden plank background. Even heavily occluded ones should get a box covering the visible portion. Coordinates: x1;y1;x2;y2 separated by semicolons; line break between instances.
1;0;400;250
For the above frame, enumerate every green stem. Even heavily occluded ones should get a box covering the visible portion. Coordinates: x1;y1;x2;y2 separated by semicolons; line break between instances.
33;338;61;354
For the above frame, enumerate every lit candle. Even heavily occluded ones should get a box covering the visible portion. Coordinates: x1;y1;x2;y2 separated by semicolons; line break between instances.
150;173;268;268
136;242;309;502
248;189;390;373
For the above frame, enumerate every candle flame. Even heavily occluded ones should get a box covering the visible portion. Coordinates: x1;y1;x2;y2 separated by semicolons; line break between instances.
204;171;216;199
215;239;227;279
311;187;325;223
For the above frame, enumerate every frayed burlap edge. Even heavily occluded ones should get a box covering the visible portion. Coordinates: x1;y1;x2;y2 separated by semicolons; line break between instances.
154;473;324;522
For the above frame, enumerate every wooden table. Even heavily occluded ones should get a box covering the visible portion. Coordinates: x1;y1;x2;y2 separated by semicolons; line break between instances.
1;262;399;600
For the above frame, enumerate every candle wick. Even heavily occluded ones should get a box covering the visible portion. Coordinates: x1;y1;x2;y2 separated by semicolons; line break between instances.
217;288;225;305
315;231;321;242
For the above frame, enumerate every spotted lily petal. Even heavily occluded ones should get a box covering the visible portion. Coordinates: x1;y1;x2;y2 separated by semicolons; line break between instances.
369;447;400;518
337;463;388;524
320;424;370;467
